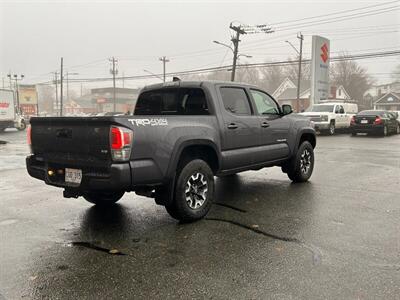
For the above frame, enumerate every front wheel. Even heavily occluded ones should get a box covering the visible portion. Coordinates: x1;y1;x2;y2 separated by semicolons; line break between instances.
83;190;125;206
165;159;214;222
285;141;315;183
328;122;335;135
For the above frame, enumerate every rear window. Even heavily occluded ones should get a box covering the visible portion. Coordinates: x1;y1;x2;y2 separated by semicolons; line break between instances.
134;88;209;115
308;105;334;112
358;110;384;116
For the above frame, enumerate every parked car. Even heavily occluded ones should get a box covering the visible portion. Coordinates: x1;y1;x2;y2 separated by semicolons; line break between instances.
299;102;358;135
350;110;400;136
26;80;316;222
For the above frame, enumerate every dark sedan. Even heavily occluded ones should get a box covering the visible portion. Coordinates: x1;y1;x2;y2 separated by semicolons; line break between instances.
350;110;400;136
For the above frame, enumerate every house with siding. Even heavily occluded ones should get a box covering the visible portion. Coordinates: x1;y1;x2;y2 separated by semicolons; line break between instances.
272;77;352;112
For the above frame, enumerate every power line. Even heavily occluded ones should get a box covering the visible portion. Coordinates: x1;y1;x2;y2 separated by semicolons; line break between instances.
277;6;400;31
36;50;398;84
271;0;400;26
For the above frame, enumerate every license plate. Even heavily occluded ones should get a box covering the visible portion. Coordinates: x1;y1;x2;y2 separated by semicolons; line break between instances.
361;120;368;124
65;168;82;185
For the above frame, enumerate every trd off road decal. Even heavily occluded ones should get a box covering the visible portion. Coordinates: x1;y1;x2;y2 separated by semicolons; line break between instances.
128;118;168;126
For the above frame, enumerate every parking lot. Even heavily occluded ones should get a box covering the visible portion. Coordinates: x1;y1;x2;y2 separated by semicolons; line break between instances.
0;129;399;299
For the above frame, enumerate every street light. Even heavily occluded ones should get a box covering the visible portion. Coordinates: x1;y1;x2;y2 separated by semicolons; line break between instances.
237;54;252;59
213;40;234;52
285;33;304;113
213;40;252;80
143;69;164;82
7;74;24;113
285;40;300;55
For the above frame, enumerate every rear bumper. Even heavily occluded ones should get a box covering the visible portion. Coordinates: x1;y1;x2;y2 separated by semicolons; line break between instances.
26;155;132;191
350;124;383;134
0;120;14;128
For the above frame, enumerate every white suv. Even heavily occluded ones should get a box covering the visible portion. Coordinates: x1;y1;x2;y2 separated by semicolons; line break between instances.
300;103;358;135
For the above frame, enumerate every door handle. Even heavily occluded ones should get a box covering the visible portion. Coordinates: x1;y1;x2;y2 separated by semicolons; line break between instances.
261;122;270;128
227;123;238;129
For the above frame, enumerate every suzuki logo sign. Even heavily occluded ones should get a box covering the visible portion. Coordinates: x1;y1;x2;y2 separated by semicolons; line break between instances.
320;43;329;63
311;36;330;105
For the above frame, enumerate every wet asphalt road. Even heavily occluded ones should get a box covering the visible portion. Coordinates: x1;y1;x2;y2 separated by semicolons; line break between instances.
0;129;399;299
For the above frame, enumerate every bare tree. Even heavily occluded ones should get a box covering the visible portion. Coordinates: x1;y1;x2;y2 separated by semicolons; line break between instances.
330;57;373;102
284;56;310;84
259;64;287;93
37;84;55;114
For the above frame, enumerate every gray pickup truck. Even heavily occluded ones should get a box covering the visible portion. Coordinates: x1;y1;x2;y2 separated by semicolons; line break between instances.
26;80;316;222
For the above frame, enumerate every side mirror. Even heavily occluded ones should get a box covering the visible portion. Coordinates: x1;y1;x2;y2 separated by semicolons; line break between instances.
282;104;293;115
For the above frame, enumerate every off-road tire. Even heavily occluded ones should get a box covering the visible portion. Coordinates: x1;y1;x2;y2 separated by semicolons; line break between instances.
83;190;124;206
165;159;214;222
286;141;314;183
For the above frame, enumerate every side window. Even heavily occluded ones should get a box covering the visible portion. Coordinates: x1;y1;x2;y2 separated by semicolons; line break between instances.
335;105;340;113
181;88;209;115
134;88;209;115
220;87;252;115
250;89;280;115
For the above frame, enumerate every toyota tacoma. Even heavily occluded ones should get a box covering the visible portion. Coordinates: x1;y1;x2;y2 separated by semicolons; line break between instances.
26;81;316;222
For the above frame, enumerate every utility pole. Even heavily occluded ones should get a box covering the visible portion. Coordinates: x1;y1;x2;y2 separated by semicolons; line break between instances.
60;57;63;116
109;57;118;112
51;71;59;116
229;24;246;82
159;56;169;82
296;32;304;113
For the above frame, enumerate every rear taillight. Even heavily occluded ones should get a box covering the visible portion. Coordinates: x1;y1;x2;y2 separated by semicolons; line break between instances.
350;116;355;125
374;116;383;125
27;125;32;153
110;126;133;161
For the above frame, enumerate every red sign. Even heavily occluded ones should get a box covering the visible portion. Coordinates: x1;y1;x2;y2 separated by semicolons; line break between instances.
0;103;10;108
320;43;329;63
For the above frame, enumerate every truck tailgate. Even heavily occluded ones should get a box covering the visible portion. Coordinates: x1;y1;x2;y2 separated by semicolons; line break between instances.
30;117;113;166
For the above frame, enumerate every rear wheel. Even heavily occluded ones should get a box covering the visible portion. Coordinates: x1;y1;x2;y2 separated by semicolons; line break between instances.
83;190;124;206
165;159;214;222
383;125;388;137
17;120;26;131
285;141;314;183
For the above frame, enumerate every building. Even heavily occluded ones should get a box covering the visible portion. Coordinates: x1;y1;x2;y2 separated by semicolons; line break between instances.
272;77;353;112
373;92;400;111
18;84;38;117
65;87;140;115
364;81;400;99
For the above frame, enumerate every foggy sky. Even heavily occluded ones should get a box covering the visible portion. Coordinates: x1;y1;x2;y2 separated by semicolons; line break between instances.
1;0;399;90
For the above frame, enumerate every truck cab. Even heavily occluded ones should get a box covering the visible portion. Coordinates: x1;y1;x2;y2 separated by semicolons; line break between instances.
300;102;358;135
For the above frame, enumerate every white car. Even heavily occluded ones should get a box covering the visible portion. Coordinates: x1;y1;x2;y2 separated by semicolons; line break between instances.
299;103;358;135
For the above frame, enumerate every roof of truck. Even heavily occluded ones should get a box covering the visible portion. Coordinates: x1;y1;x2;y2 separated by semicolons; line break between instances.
142;80;258;91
